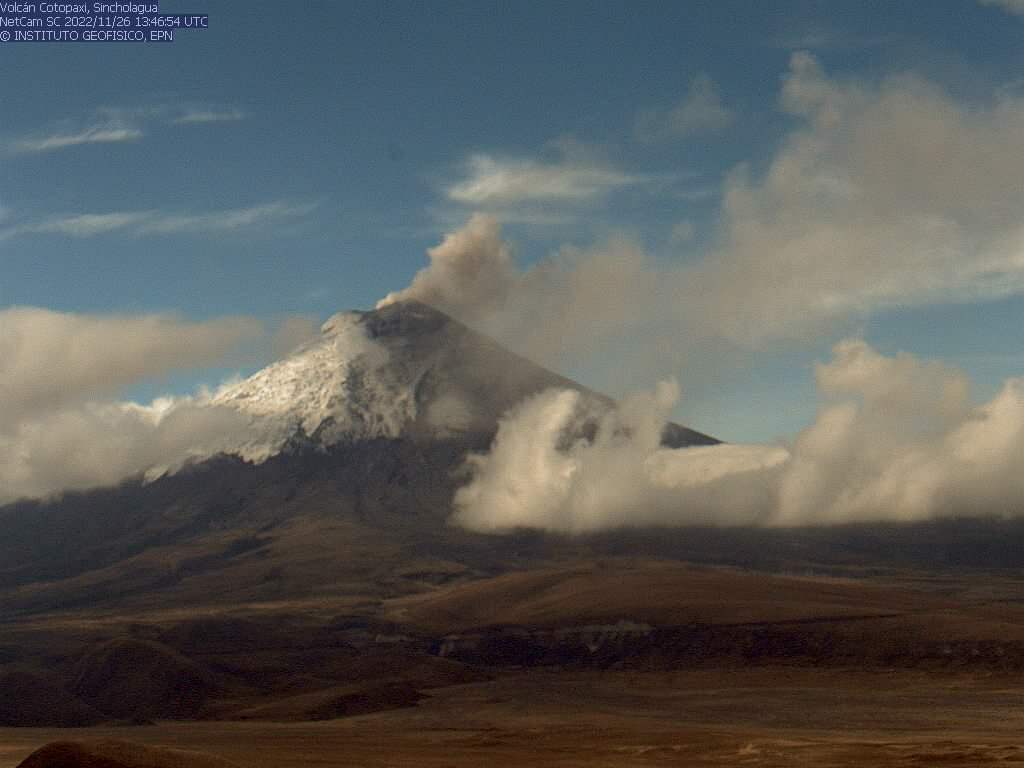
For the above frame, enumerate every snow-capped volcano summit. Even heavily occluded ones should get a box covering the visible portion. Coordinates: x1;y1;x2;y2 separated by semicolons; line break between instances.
212;300;717;460
213;309;415;450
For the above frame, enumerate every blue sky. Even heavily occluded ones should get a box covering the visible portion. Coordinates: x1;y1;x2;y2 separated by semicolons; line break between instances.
4;0;1024;443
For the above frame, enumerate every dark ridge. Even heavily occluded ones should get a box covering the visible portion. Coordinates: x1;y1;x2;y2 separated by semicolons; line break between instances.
0;670;105;727
70;638;220;720
15;741;242;768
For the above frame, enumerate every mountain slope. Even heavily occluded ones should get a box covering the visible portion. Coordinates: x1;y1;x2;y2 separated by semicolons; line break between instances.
11;300;1024;623
212;300;718;455
0;301;716;614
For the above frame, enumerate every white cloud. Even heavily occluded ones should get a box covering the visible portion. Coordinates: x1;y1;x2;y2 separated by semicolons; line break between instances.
452;381;787;533
687;52;1024;342
12;122;143;153
453;341;1024;532
7;103;247;154
0;308;321;504
775;340;1024;524
1;201;316;240
0;397;253;504
136;201;317;235
979;0;1024;14
0;307;261;431
447;153;639;205
25;212;153;237
635;74;735;142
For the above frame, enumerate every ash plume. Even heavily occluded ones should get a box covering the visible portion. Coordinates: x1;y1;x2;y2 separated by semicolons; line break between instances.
382;53;1024;367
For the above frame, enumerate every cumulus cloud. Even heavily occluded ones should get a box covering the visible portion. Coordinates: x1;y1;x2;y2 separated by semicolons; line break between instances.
635;74;735;141
0;307;321;504
0;398;253;504
0;309;260;502
0;308;261;431
452;381;787;533
693;52;1024;342
453;341;1024;533
775;341;1024;524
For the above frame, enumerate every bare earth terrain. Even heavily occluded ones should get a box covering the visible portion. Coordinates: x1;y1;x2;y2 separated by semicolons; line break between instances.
6;561;1024;766
5;667;1024;767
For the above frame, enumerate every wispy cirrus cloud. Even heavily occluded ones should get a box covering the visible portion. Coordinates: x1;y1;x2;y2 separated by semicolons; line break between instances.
93;103;247;125
26;211;151;237
6;102;248;154
0;201;317;240
11;122;143;154
136;201;317;235
447;153;640;205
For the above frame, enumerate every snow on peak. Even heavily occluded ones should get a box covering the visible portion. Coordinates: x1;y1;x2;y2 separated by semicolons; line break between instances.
204;299;716;466
212;311;417;459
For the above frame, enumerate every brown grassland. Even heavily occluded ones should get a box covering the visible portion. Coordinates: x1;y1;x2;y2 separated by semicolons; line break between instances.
5;561;1024;766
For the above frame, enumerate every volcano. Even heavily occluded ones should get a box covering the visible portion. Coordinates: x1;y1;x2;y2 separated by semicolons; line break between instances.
6;303;1024;751
7;300;1024;628
0;300;716;617
211;299;718;455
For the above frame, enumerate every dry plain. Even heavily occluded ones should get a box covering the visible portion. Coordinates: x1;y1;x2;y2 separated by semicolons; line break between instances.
4;667;1024;767
5;561;1024;766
